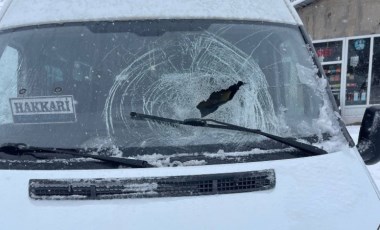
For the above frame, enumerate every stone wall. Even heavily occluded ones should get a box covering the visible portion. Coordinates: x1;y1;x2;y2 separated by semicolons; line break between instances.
297;0;380;40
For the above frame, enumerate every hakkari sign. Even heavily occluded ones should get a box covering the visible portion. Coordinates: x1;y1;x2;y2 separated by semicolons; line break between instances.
9;96;76;124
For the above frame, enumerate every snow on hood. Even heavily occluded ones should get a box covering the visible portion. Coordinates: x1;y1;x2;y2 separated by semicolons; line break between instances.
0;148;379;230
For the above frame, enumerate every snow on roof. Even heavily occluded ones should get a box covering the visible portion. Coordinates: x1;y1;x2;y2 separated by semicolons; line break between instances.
0;0;302;30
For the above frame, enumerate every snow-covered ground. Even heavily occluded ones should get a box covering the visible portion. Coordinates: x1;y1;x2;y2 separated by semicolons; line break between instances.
346;125;380;189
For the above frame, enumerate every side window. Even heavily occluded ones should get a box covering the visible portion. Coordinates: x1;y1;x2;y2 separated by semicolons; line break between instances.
0;46;19;124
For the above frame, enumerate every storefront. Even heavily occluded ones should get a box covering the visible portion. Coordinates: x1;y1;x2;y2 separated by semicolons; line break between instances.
294;0;380;123
313;35;380;124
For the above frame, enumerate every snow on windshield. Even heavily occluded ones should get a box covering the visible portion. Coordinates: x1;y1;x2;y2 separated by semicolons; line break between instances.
294;64;348;152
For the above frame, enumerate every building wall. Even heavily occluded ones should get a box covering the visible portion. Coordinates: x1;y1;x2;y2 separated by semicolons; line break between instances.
298;0;380;40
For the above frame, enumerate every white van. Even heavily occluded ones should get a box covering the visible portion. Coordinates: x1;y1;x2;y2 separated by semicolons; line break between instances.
0;0;378;229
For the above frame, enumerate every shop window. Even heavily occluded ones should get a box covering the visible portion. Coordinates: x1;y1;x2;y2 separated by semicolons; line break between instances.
370;37;380;104
346;38;370;106
314;41;343;62
314;41;343;107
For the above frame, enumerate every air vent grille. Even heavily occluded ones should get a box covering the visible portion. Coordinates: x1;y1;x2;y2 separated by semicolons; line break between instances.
29;169;275;200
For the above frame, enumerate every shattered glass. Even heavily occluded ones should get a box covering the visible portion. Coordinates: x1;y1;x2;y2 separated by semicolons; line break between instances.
105;31;282;147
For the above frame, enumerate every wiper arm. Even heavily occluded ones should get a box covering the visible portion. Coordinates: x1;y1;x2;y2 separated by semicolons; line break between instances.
130;112;327;156
0;143;153;168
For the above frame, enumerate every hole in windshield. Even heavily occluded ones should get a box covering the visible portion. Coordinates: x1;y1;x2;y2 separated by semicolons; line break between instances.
197;81;245;117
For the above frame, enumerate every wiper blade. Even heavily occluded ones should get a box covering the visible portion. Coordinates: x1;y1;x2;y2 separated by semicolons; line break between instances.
0;143;153;168
130;112;327;156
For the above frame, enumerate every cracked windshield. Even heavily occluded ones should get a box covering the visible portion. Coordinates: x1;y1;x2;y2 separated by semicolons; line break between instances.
0;20;346;166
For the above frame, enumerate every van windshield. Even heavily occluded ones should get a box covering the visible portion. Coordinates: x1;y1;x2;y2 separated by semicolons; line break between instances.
0;20;348;167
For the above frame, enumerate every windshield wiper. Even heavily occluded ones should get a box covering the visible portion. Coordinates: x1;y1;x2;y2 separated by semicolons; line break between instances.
0;143;153;168
130;112;327;156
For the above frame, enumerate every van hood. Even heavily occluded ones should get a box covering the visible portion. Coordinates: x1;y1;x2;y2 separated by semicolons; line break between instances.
0;148;379;230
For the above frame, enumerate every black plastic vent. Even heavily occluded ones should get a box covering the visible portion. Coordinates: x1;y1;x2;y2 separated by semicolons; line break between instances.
29;169;275;200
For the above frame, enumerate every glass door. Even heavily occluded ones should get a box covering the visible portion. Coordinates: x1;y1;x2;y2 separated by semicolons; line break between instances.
370;37;380;104
345;38;370;106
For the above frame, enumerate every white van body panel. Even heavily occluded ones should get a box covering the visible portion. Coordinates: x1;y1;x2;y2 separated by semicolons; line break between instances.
0;0;302;30
1;148;379;230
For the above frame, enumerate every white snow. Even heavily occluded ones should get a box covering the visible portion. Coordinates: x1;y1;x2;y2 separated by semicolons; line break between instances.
294;70;350;153
203;148;295;159
0;0;302;30
133;153;208;167
346;125;380;189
